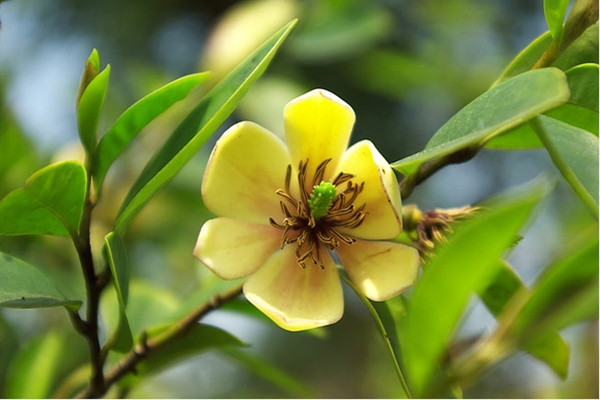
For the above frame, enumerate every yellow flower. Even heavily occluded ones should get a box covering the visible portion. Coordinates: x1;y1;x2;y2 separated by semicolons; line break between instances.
194;89;420;331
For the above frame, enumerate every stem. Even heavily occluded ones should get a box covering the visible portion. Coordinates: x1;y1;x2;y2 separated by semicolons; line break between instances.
75;283;243;398
75;183;106;395
533;0;598;69
400;145;480;199
340;273;413;398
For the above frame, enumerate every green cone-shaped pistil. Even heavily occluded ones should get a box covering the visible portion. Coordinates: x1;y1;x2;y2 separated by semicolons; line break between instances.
308;181;337;219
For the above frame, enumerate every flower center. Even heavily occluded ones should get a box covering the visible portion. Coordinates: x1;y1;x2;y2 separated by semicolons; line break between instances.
269;158;367;269
308;181;337;219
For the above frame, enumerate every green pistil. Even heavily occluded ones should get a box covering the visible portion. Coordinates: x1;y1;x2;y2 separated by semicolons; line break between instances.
308;181;337;220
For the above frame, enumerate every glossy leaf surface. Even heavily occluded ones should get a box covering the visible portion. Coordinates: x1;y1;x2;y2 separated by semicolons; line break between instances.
0;252;81;310
532;116;599;216
504;236;599;340
543;0;569;39
401;179;548;396
103;232;133;353
0;161;87;237
93;72;209;189
392;68;569;176
114;20;297;233
77;65;110;153
479;261;569;378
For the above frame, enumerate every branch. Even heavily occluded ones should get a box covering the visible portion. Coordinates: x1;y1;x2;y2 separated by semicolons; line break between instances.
400;145;480;199
74;194;106;395
75;283;244;398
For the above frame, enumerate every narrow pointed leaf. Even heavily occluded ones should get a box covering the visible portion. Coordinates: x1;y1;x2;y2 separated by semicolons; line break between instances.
506;236;599;340
75;49;101;106
0;252;81;310
114;19;297;234
544;0;569;39
473;236;599;380
392;68;569;176
532;116;598;217
0;161;87;237
77;65;110;153
93;72;210;189
103;232;133;353
401;179;549;396
478;261;569;379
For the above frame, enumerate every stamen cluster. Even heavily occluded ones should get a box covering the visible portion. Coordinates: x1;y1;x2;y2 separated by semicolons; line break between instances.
269;158;367;268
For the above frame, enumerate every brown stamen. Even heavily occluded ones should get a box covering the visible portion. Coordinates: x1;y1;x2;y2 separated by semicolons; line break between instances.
270;158;368;268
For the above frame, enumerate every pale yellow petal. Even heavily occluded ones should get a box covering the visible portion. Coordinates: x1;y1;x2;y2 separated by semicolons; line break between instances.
193;217;281;280
337;239;420;301
284;89;355;184
202;121;290;224
335;140;402;240
243;246;343;331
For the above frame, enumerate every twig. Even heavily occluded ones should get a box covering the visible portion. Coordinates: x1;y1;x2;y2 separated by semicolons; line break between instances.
74;192;106;395
75;283;243;398
400;145;480;199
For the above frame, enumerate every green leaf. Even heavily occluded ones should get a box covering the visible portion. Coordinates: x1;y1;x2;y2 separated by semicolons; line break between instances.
114;20;297;234
0;161;87;237
486;64;599;150
548;103;599;135
92;72;209;189
523;332;570;379
478;261;569;379
553;22;598;71
565;63;599;110
0;252;81;310
103;232;133;353
531;116;599;217
507;236;599;340
75;49;101;106
223;347;316;398
4;331;67;398
392;68;569;176
544;0;569;39
77;64;110;154
401;179;549;397
494;31;553;84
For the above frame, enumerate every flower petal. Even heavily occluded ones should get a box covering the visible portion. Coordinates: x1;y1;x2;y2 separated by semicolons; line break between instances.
284;89;355;183
335;140;402;240
194;217;281;280
243;246;343;331
337;239;420;301
202;121;290;224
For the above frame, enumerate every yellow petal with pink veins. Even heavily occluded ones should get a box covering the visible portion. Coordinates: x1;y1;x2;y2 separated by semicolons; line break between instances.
337;239;420;301
284;89;355;184
335;140;403;240
243;246;343;331
202;121;290;225
194;217;281;280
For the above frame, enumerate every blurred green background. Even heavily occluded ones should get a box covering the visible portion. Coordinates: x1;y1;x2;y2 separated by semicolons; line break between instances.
0;0;597;398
